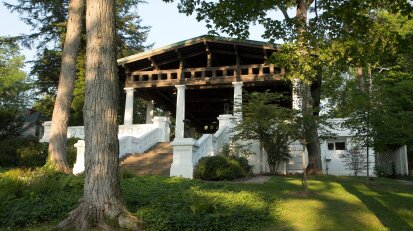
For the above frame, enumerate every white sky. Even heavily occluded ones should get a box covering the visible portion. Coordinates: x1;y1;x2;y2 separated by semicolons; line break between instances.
0;0;268;71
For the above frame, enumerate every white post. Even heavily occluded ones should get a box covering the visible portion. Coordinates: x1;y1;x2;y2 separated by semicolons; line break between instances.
217;114;234;130
145;100;154;124
124;87;135;125
39;121;52;143
153;116;171;142
170;138;199;179
232;82;243;122
175;85;186;140
72;140;85;175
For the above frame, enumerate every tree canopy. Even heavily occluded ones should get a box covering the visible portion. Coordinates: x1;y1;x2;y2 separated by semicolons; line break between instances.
0;37;28;138
5;0;151;124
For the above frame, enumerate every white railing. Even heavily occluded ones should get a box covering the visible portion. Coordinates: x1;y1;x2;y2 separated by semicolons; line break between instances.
135;128;159;154
67;126;85;139
119;136;141;158
193;125;231;165
70;117;170;174
194;134;214;164
212;126;229;155
118;124;157;138
118;128;160;158
41;123;158;143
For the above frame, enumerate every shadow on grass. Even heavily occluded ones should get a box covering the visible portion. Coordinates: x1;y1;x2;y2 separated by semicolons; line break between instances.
341;180;413;230
264;176;393;231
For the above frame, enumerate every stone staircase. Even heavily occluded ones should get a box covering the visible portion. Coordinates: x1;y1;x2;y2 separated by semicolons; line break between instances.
120;142;173;176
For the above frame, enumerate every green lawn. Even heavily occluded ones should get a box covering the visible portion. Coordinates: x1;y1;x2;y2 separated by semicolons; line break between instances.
0;169;412;230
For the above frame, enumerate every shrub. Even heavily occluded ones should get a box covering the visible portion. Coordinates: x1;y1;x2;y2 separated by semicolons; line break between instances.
232;156;252;174
374;166;388;177
17;143;47;167
0;136;47;167
194;156;250;181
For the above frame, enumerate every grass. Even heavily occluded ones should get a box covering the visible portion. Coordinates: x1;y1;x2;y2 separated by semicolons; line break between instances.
0;169;412;230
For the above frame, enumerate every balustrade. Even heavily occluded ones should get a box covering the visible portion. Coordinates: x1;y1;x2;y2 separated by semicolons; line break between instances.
128;64;280;88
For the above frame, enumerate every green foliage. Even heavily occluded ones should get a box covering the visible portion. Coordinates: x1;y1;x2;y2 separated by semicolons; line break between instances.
232;91;299;174
1;171;413;230
16;143;47;168
194;156;249;181
0;168;82;228
6;0;152;125
0;36;28;137
123;176;276;231
0;136;47;167
322;12;413;154
339;146;367;176
221;144;253;174
374;166;388;178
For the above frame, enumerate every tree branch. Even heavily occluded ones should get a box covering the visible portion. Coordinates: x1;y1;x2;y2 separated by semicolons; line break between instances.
278;5;290;20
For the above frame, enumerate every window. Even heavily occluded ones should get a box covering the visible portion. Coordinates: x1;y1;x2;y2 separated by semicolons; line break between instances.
328;143;334;150
335;142;346;150
327;141;346;151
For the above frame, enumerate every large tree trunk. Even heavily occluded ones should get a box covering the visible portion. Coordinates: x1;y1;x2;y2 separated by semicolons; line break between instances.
57;0;141;229
295;0;322;174
47;0;84;173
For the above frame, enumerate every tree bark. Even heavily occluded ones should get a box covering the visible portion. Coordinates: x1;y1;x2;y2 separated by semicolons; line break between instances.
47;0;84;173
57;0;141;229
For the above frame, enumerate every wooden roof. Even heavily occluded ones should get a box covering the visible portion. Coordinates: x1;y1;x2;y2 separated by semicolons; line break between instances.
117;36;291;133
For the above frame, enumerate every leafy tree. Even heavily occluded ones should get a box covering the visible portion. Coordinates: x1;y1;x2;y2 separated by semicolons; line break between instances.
323;12;413;174
57;0;140;229
339;146;367;176
5;0;151;124
0;37;28;138
163;0;412;174
232;91;300;174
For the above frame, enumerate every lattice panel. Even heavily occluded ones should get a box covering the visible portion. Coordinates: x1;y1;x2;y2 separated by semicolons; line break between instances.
375;153;394;175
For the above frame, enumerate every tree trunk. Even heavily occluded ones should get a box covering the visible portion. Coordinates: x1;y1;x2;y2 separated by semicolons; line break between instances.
296;0;322;174
47;0;84;173
57;0;141;229
357;67;365;92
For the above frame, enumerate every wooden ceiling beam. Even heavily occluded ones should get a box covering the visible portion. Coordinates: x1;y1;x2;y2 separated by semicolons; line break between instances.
212;49;265;60
149;57;159;70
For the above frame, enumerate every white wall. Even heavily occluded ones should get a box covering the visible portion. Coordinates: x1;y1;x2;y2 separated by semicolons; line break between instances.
320;137;375;176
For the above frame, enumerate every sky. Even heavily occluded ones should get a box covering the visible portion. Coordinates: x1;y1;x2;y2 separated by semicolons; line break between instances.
0;0;268;71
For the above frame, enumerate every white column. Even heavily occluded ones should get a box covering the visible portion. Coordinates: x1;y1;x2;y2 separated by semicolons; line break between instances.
232;82;243;122
175;85;186;140
145;100;154;124
124;87;135;125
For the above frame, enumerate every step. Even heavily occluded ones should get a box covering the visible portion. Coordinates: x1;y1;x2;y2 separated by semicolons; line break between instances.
120;142;173;176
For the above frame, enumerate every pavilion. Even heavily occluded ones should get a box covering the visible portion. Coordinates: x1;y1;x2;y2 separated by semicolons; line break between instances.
117;35;291;137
